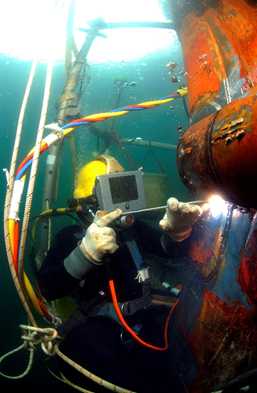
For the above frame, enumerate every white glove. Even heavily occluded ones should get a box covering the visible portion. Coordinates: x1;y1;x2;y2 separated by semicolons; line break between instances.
79;209;122;264
159;197;202;241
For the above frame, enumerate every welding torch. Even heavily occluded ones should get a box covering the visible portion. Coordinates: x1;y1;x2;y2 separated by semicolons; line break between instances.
120;200;206;217
118;200;206;227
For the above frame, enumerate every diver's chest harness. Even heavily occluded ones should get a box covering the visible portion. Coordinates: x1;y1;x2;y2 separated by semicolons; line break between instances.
59;224;175;352
58;232;152;337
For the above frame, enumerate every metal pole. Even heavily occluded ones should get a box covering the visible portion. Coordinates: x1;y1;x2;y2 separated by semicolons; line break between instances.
80;20;175;31
37;23;102;267
121;138;177;150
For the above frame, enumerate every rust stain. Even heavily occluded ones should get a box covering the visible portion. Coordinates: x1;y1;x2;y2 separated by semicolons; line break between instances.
189;290;257;392
178;0;257;118
238;227;257;305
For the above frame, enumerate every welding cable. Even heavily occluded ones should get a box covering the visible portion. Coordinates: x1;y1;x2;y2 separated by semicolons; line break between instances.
15;87;187;179
16;141;49;180
109;279;179;352
7;217;48;319
31;207;80;242
3;61;38;327
62;87;188;129
6;62;55;324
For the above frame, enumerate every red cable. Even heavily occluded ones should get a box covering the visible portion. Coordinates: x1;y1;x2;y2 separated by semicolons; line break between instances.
16;142;48;176
70;116;107;124
13;221;20;273
109;279;179;352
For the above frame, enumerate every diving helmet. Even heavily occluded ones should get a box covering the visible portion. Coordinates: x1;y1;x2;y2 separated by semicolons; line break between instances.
73;155;124;200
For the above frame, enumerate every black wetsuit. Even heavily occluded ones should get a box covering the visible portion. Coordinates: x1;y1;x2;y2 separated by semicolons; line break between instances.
37;219;190;393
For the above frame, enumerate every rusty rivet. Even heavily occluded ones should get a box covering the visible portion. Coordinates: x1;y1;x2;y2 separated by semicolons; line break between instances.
225;137;233;145
184;147;192;154
236;130;246;141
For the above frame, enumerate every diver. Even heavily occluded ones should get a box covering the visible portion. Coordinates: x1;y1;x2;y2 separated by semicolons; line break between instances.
37;154;203;393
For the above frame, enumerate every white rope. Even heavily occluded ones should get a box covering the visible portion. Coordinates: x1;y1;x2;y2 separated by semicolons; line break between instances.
48;369;95;393
56;347;136;393
3;61;38;326
20;324;59;356
0;324;59;380
4;61;37;212
0;343;34;380
18;61;54;282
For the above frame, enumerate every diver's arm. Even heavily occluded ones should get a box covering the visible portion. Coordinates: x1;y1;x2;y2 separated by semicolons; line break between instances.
159;197;203;241
37;225;97;301
136;198;204;258
135;219;192;258
77;209;122;264
160;197;208;256
38;210;122;301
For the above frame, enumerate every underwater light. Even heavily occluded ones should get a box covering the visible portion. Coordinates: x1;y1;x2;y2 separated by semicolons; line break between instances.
0;0;68;61
0;0;174;62
74;0;175;63
208;194;227;218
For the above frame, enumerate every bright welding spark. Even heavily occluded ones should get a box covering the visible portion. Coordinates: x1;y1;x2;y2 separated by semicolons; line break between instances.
208;194;227;218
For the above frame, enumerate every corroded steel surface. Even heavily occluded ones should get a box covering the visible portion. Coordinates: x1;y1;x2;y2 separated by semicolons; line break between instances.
169;1;257;391
171;0;257;122
166;208;257;393
177;90;257;208
189;289;257;392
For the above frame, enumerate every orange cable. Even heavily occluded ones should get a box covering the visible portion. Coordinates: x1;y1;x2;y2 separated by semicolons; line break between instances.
109;279;179;352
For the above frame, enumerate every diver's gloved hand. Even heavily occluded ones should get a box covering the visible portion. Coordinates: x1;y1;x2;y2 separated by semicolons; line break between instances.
159;197;202;242
79;208;122;264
